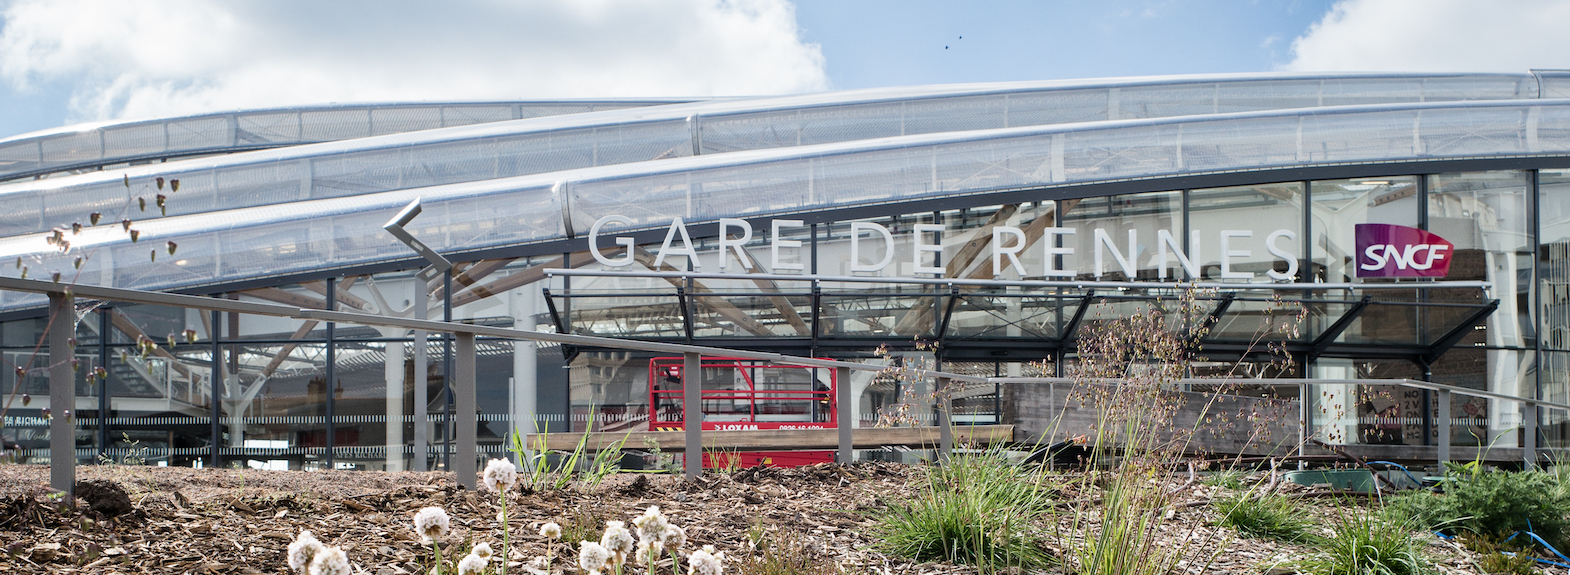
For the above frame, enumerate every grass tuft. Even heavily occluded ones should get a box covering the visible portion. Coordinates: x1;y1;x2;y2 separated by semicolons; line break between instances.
876;450;1055;573
1213;494;1314;543
1202;469;1248;490
733;530;836;575
1295;510;1434;575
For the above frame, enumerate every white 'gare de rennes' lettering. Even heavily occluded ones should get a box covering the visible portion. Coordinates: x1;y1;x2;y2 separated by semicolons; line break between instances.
589;215;1300;281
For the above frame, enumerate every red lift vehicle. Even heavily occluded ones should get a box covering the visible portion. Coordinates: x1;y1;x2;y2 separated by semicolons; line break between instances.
648;356;837;468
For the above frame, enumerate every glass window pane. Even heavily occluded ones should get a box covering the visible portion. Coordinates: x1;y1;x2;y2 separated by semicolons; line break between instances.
1061;191;1181;280
1311;176;1419;283
1189;183;1305;282
1428;170;1531;349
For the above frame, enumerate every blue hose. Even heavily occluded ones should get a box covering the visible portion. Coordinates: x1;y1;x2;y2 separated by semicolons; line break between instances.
1501;518;1570;568
1367;460;1423;488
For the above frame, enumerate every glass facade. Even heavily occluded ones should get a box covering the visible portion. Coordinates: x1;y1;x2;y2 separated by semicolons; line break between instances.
9;73;1570;468
0;168;1555;467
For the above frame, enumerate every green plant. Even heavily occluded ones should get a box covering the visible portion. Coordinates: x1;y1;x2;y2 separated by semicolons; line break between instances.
1296;510;1433;575
1379;490;1460;532
734;529;835;575
1466;535;1538;575
1213;494;1315;543
1202;469;1248;489
705;444;745;474
97;432;147;466
583;431;630;488
562;506;605;548
641;437;679;473
1447;469;1570;548
876;449;1055;573
508;407;629;490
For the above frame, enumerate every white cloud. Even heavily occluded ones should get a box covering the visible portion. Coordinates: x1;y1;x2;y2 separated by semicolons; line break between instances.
0;0;827;122
1283;0;1570;73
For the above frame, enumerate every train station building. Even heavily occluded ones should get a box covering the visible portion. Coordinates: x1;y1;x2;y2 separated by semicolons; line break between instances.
1;71;1568;469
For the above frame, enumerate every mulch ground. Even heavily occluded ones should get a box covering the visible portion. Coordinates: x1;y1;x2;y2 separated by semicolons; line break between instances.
0;463;1520;574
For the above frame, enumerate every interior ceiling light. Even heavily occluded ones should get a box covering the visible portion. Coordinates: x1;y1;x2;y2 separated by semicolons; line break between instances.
1358;180;1391;185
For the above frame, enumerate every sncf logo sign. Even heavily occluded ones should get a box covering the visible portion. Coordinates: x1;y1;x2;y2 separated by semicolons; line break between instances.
1355;224;1453;278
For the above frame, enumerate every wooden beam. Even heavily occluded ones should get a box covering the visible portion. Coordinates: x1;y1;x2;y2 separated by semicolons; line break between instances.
450;251;593;308
108;309;195;379
632;247;775;337
433;258;516;301
739;245;810;336
892;204;1023;336
300;276;368;311
261;321;322;378
242;287;329;310
527;424;1014;452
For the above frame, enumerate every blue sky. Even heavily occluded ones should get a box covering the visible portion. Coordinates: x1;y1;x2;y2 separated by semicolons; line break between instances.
794;0;1334;90
0;0;1565;140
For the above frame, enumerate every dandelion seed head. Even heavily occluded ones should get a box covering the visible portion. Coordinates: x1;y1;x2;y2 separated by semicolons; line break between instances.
307;546;350;575
578;541;611;575
471;542;492;559
634;540;652;565
601;520;635;559
665;524;687;550
482;458;518;492
287;530;322;573
457;552;488;575
633;505;669;545
540;522;562;539
687;547;724;575
413;506;450;544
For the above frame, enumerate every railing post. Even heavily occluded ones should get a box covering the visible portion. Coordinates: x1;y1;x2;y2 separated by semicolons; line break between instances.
454;332;477;489
1525;400;1538;469
48;292;74;498
1437;389;1451;468
937;376;952;463
413;282;428;471
836;366;852;464
1299;382;1310;462
683;352;701;479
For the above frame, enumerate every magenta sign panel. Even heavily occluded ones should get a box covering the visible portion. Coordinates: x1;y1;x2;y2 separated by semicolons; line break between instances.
1355;224;1453;278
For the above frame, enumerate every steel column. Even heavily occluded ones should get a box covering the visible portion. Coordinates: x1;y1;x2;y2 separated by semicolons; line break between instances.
324;279;335;468
836;366;852;464
97;309;109;461
47;293;73;497
937;376;952;462
210;308;222;468
455;332;478;489
1525;401;1538;469
413;281;428;471
683;352;702;479
1438;389;1451;466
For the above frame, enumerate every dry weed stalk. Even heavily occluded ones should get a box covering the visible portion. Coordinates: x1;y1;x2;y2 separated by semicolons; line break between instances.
1064;288;1305;575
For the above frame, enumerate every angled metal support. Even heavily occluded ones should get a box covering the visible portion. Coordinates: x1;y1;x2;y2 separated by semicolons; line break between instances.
1423;300;1500;364
1195;292;1235;341
810;281;822;347
1061;290;1097;343
540;287;575;361
935;286;961;346
383;199;453;283
677;285;695;343
1309;296;1372;361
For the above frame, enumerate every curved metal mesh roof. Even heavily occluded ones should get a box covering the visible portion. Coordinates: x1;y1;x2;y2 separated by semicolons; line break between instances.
1;95;1567;312
0;73;1540;239
0;99;693;183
